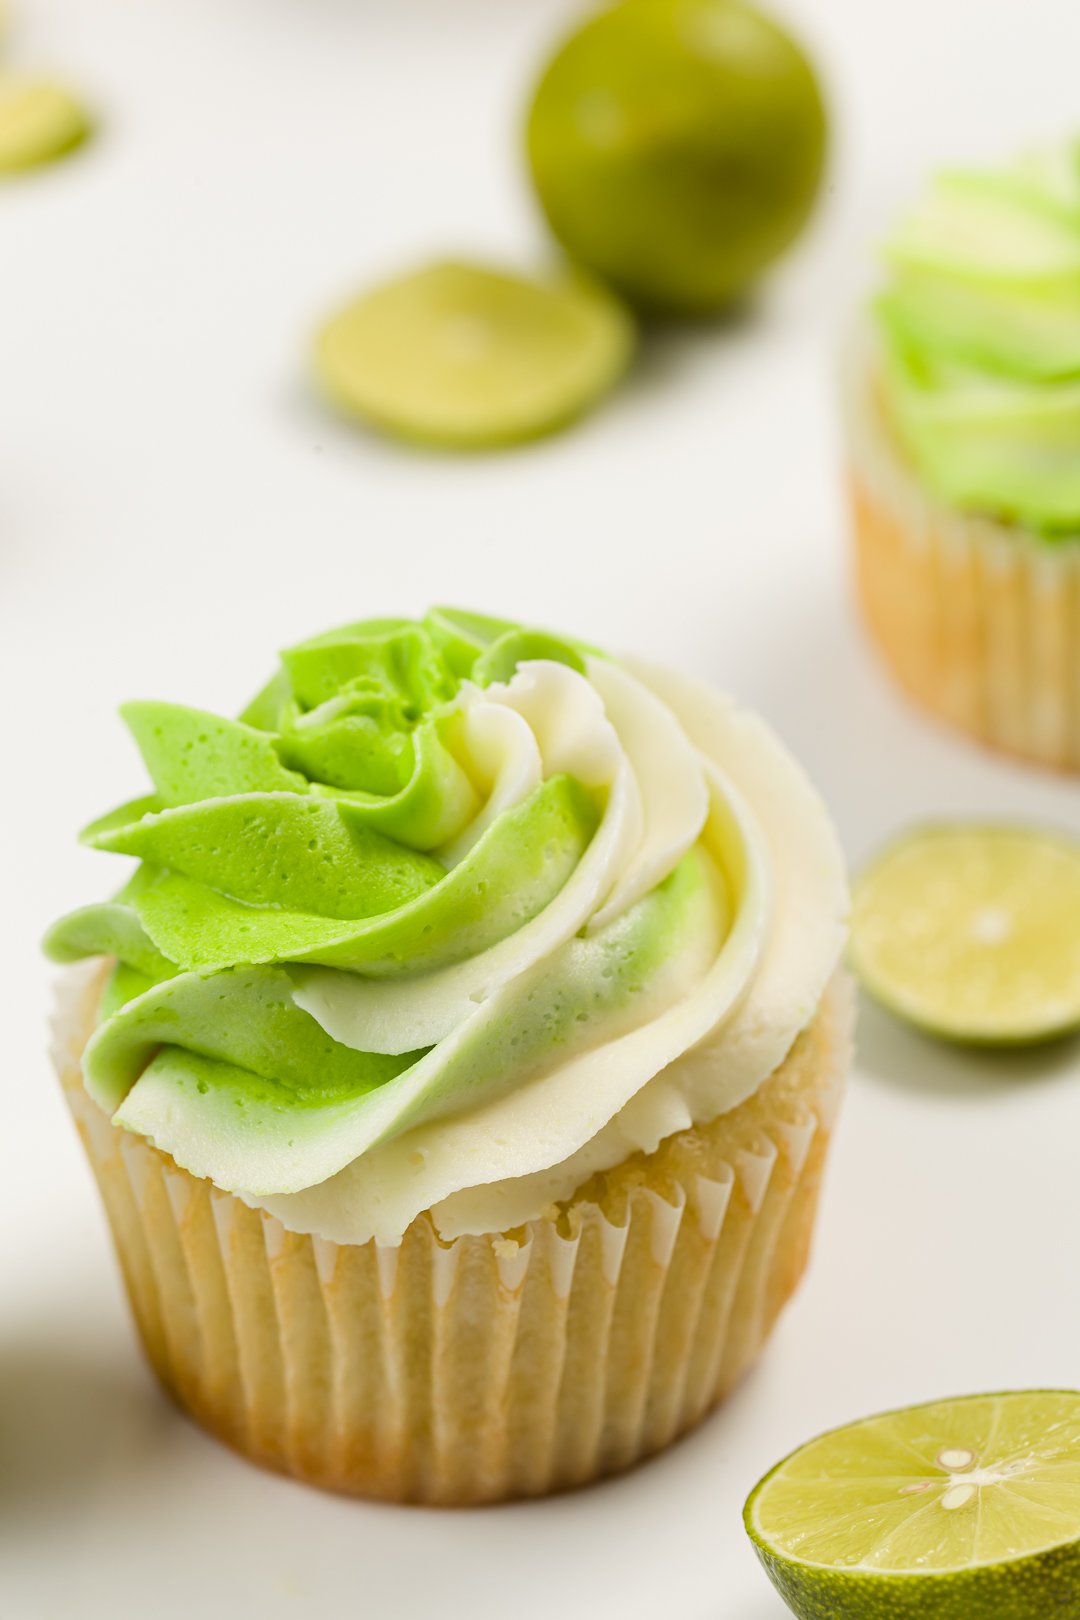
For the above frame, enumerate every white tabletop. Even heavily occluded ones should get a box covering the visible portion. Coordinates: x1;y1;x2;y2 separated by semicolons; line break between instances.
5;1;1080;1615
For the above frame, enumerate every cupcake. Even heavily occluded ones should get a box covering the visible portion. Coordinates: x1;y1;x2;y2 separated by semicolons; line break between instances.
846;139;1080;769
46;608;849;1504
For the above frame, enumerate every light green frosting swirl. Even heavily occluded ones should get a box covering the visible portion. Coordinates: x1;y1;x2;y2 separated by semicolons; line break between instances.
874;139;1080;534
45;608;742;1204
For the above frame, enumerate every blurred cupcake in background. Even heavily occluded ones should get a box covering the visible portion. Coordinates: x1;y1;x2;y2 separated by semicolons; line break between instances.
845;139;1080;770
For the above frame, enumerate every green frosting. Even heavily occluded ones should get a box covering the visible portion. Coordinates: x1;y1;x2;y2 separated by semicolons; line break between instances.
874;140;1080;534
112;777;596;976
105;849;722;1196
44;609;724;1199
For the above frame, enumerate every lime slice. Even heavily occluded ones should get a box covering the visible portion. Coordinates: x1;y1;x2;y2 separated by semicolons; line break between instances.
313;261;635;449
850;823;1080;1045
526;0;826;316
746;1391;1080;1620
0;78;92;174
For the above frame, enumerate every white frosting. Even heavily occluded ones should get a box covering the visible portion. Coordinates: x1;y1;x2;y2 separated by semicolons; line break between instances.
249;657;848;1244
289;665;644;1056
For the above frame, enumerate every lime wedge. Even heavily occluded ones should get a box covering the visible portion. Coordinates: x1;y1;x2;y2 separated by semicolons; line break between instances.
746;1391;1080;1620
0;78;92;174
850;823;1080;1045
313;261;635;449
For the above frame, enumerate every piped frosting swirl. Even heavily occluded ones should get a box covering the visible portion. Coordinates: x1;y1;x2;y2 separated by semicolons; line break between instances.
46;609;847;1242
876;138;1080;533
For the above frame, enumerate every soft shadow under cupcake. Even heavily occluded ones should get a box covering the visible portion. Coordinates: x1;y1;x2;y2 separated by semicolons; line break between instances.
0;1331;177;1537
748;583;1080;848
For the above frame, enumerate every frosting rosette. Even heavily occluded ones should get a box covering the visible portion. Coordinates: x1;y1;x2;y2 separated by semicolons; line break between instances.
875;138;1080;533
46;609;847;1244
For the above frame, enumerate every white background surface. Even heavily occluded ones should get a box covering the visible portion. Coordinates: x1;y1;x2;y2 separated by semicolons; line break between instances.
5;0;1080;1615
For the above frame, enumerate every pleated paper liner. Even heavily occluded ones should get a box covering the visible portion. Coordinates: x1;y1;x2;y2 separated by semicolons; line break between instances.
844;336;1080;772
53;963;851;1505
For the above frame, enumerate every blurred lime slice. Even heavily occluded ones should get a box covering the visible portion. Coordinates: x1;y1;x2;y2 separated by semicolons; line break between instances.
313;261;635;449
850;823;1080;1044
526;0;826;316
0;78;92;174
746;1391;1080;1620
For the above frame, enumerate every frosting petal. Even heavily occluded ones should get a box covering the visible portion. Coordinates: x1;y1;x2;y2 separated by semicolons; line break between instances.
127;777;597;976
585;657;708;930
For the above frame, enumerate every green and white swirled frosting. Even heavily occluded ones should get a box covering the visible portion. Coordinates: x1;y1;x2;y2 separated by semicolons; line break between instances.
47;609;846;1243
876;138;1080;533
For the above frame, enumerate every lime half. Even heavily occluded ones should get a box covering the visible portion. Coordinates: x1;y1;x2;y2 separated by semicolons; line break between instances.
850;823;1080;1045
746;1391;1080;1620
0;78;92;174
313;261;635;449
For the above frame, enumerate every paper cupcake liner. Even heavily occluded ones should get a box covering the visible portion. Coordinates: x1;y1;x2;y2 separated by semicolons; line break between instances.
52;964;851;1505
843;339;1080;771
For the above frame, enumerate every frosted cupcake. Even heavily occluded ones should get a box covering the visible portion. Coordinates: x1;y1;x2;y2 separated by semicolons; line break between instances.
846;140;1080;769
46;609;849;1504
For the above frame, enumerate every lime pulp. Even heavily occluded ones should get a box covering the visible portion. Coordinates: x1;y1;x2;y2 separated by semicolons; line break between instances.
313;260;635;450
746;1391;1080;1620
850;823;1080;1045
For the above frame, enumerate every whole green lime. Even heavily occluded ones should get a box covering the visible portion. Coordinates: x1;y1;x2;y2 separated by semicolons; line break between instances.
526;0;827;316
